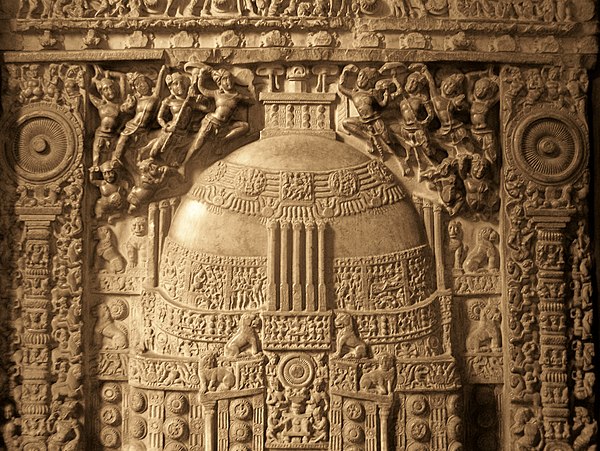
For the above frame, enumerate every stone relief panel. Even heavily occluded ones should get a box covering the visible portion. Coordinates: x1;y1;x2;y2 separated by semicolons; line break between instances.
0;0;597;449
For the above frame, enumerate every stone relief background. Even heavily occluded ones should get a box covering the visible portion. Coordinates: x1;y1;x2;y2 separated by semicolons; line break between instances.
0;0;597;449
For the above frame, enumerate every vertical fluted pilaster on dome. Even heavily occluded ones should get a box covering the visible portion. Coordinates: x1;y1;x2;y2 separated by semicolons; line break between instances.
279;220;291;311
305;221;316;311
317;220;327;311
292;219;303;311
267;220;278;311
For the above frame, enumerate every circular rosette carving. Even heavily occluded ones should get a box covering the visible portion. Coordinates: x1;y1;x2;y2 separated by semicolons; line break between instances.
108;299;128;321
230;399;253;421
166;392;189;415
164;417;188;440
100;405;121;425
236;167;267;197
230;421;252;443
343;400;365;421
130;390;148;413
99;427;120;448
510;109;587;185
329;169;359;197
100;382;121;403
343;423;365;444
130;417;148;439
277;353;315;389
1;103;82;185
408;395;429;416
409;418;430;442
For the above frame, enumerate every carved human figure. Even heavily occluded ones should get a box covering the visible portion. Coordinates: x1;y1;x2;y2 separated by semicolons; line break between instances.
338;64;394;159
90;66;127;168
414;64;472;157
463;227;500;272
224;313;261;358
113;66;167;163
95;226;126;273
181;67;252;170
89;161;127;223
1;402;21;451
448;219;468;270
127;158;178;213
566;68;588;115
463;154;497;213
126;216;148;268
19;64;44;103
511;408;543;451
359;353;396;394
333;312;367;358
149;72;203;163
387;65;435;177
467;68;499;163
47;404;81;451
94;304;128;349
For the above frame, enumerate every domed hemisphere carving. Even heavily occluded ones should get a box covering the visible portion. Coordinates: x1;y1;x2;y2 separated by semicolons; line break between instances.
510;109;587;185
1;103;82;184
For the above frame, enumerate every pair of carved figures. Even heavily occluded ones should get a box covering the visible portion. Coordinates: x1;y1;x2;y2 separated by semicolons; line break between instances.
88;62;253;220
337;63;499;216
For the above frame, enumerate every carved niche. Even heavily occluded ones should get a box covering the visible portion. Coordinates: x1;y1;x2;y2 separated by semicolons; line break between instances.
0;0;597;450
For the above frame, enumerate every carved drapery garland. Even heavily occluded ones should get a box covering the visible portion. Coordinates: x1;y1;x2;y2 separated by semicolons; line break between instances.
501;65;593;450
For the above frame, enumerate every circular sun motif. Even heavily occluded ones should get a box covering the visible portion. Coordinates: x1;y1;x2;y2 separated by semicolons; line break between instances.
409;395;429;416
130;417;148;440
343;400;365;421
99;427;120;448
130;391;148;413
343;423;365;444
164;418;188;440
511;110;586;185
108;298;128;321
230;399;253;421
1;103;81;184
100;382;121;403
277;353;315;389
230;421;252;443
166;392;189;415
100;405;121;426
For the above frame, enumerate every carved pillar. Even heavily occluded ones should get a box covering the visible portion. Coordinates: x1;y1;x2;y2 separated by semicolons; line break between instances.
17;211;59;450
528;210;573;445
279;220;291;311
305;221;316;311
203;401;217;451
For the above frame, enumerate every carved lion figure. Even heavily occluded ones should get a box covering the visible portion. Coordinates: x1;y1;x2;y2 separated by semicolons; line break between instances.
463;226;499;272
359;353;396;394
198;352;235;393
223;313;261;359
333;312;367;359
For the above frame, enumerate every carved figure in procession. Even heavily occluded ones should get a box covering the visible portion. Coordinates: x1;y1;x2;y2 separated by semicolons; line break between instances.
338;64;395;159
463;154;497;214
89;161;127;223
113;66;168;164
90;66;128;168
148;71;207;165
385;63;435;177
127;158;179;213
466;68;499;164
180;65;254;171
414;64;473;158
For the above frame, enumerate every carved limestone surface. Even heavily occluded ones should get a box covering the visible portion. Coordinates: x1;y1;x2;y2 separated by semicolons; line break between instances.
0;1;597;448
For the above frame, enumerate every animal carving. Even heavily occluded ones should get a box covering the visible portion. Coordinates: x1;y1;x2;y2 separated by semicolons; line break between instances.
223;313;261;358
463;226;500;272
334;313;367;359
466;300;501;352
359;353;396;394
198;352;235;393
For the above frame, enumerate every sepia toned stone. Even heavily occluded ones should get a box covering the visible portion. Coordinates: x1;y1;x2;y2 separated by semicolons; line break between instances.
0;0;597;449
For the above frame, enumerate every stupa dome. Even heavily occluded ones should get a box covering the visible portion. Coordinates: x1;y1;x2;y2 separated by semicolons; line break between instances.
160;134;434;311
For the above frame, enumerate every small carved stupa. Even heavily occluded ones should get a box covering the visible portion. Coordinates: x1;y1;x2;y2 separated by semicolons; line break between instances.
136;93;459;451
